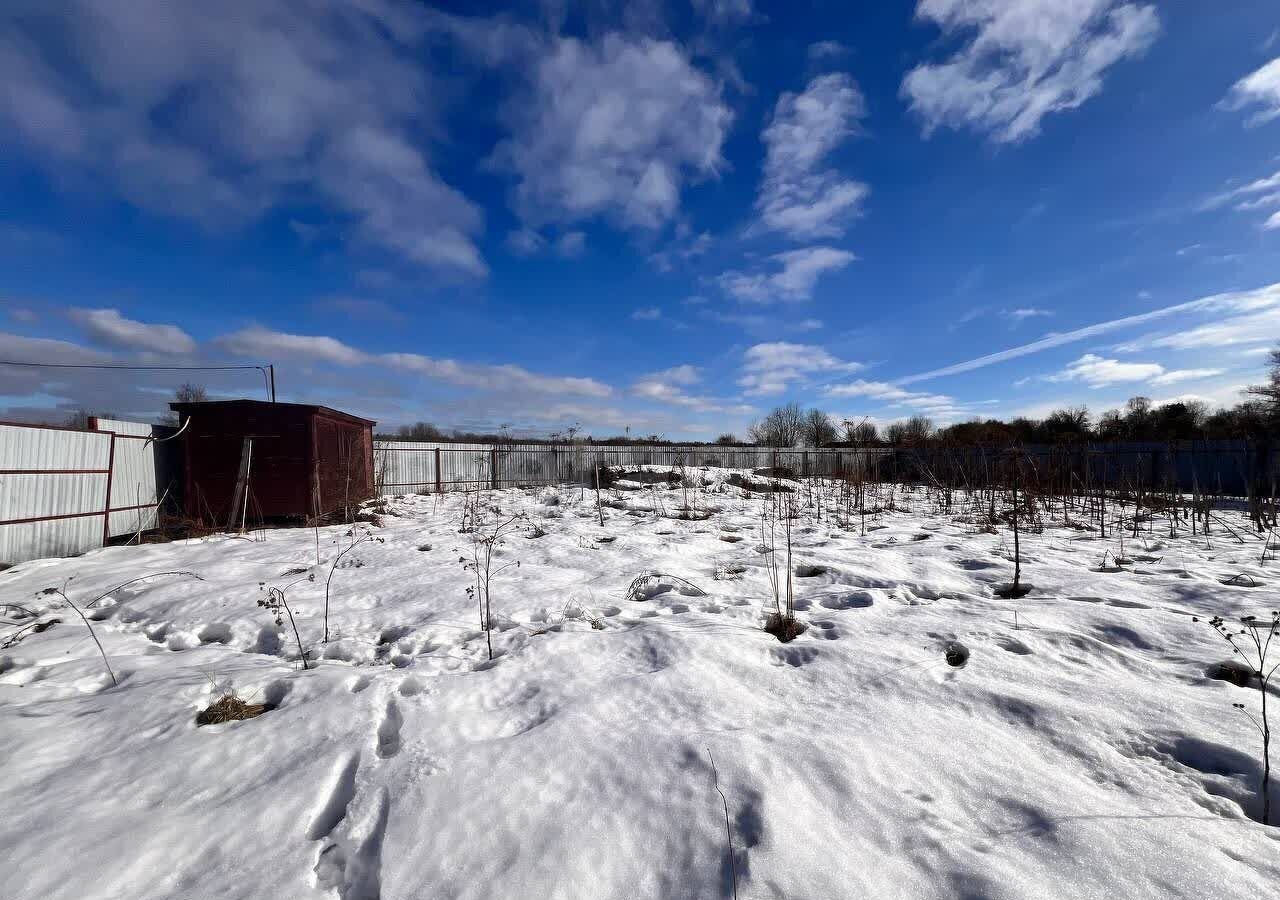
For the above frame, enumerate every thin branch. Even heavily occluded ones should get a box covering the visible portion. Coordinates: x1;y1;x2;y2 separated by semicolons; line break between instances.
706;748;738;900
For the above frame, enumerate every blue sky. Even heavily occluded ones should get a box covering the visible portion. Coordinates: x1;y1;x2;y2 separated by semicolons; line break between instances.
2;0;1279;439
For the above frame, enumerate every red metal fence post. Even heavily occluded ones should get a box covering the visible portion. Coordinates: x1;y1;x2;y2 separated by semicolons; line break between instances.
101;433;116;546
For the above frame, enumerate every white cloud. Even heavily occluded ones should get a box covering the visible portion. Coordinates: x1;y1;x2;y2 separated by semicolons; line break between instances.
1234;191;1280;211
1199;164;1280;237
1149;368;1225;386
507;228;587;258
1204;170;1280;211
1220;56;1280;126
0;331;254;422
824;378;976;421
633;365;754;414
218;326;368;367
902;0;1159;142
648;227;712;272
652;364;700;386
506;228;546;256
755;73;869;239
898;281;1280;385
0;331;112;366
827;379;931;402
491;33;731;231
691;0;756;25
556;231;586;258
1045;353;1163;387
738;341;862;396
718;246;856;303
216;326;611;397
631;307;663;321
382;353;612;397
1121;305;1280;352
701;310;825;337
69;308;196;354
0;1;487;275
808;41;849;62
1004;307;1053;322
1148;381;1254;411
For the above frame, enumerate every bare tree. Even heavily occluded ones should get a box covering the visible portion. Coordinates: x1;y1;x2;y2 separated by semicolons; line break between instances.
900;415;935;445
160;383;208;425
397;421;446;441
801;408;837;447
748;402;804;447
1247;346;1280;426
63;408;114;430
174;382;208;403
842;418;878;444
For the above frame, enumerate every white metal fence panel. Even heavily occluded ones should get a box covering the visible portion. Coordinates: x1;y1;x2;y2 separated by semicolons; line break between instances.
0;418;171;565
375;440;438;493
0;424;112;564
91;417;155;437
374;441;878;494
92;419;169;539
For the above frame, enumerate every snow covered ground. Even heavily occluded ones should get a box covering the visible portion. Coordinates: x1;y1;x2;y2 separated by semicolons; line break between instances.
2;468;1278;900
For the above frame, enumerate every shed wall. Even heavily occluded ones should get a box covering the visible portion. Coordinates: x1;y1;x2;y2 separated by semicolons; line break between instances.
181;406;314;522
314;414;375;515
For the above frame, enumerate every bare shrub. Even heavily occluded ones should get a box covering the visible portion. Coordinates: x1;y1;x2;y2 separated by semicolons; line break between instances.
31;572;204;688
324;527;383;643
762;496;804;642
1193;611;1279;825
461;505;525;661
259;575;312;670
625;572;707;603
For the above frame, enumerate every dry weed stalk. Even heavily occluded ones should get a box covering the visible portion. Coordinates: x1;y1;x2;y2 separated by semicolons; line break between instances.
462;504;525;661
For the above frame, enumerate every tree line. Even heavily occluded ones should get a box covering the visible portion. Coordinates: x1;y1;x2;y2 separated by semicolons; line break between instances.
746;349;1280;447
52;351;1280;449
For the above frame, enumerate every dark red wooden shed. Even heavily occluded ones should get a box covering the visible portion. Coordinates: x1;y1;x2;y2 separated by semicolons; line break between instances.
169;399;376;525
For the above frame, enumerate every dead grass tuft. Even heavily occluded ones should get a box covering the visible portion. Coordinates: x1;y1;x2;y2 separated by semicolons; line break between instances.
764;612;806;643
196;693;272;726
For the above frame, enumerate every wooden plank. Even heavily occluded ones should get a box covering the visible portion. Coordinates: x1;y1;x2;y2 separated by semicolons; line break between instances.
226;436;253;530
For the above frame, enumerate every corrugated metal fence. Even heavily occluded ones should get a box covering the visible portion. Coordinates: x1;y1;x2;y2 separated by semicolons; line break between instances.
92;418;175;540
886;440;1276;496
0;418;172;565
374;441;880;494
375;439;1278;497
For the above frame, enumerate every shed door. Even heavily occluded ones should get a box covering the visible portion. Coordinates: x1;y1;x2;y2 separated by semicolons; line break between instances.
315;419;368;516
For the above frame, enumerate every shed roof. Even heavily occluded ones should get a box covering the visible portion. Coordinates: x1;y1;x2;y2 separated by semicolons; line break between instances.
168;398;376;427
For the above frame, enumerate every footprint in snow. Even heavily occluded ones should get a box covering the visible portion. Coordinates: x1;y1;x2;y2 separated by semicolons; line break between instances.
375;697;403;759
308;754;391;900
819;591;874;610
770;645;818;667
